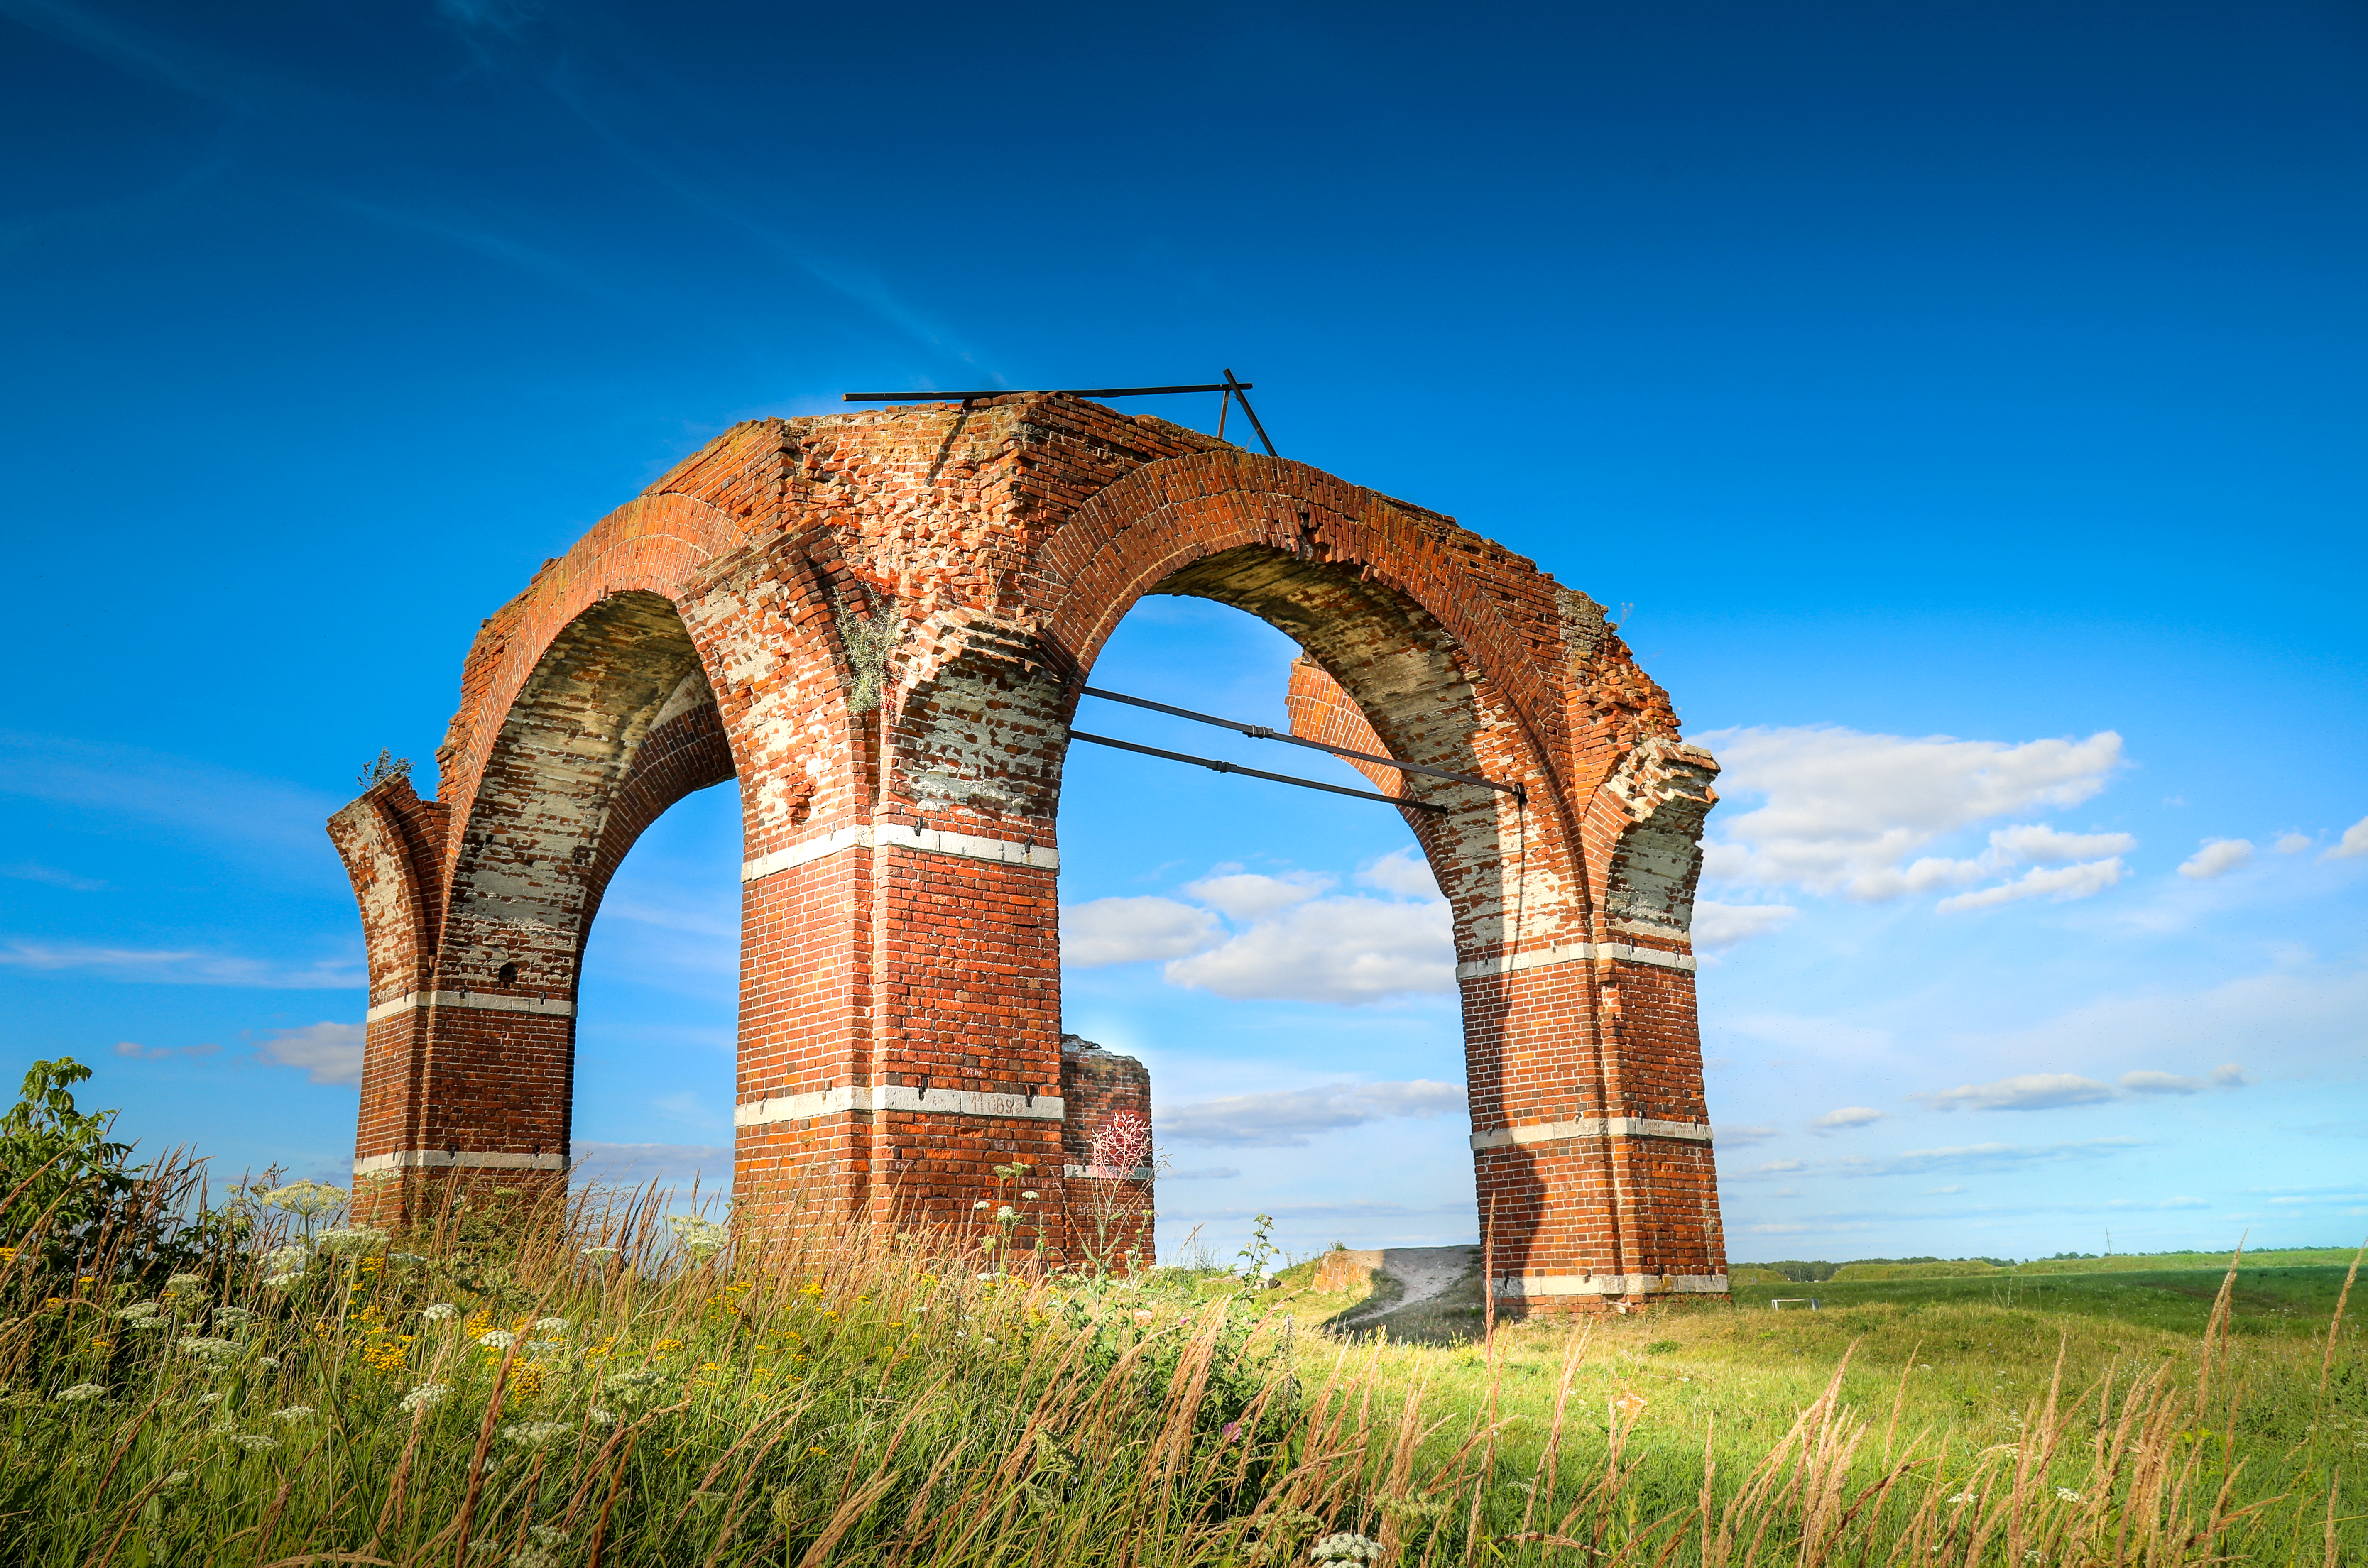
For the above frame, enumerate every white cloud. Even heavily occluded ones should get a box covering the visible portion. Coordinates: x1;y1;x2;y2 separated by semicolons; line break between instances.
1163;894;1453;1004
1810;1106;1885;1130
1835;1137;2141;1177
113;1040;220;1062
2324;815;2368;861
256;1022;366;1086
1159;1080;1467;1147
1180;871;1331;920
1935;858;2126;912
1692;902;1798;949
570;1142;732;1184
1697;724;2124;901
2118;1070;2203;1096
1986;824;2138;864
2178;839;2254;881
2211;1063;2252;1089
1061;897;1222;967
1356;846;1438;899
0;941;362;990
1916;1073;2117;1112
2274;833;2314;855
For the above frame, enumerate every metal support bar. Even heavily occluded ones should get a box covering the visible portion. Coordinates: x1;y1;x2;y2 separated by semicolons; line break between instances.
842;383;1245;403
1080;686;1524;803
1222;367;1277;457
1068;731;1446;813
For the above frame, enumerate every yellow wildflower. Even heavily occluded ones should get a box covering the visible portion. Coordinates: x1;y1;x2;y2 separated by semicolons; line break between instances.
652;1338;683;1353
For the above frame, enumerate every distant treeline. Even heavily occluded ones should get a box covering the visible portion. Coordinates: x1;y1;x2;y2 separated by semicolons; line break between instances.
1733;1245;2363;1284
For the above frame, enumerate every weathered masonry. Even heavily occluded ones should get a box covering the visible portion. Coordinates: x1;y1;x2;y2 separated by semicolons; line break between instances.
329;394;1728;1311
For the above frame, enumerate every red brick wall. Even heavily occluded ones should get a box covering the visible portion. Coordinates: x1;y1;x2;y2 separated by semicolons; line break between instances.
331;394;1727;1303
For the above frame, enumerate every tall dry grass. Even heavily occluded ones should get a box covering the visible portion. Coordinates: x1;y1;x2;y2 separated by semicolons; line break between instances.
0;1162;2353;1566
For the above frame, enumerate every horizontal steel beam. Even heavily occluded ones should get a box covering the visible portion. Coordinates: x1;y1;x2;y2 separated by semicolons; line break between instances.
1068;730;1446;813
841;383;1244;402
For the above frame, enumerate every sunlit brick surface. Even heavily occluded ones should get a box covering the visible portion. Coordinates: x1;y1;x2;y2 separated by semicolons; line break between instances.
330;395;1726;1304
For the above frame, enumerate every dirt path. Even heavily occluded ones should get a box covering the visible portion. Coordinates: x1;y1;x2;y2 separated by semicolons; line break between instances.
1337;1244;1480;1326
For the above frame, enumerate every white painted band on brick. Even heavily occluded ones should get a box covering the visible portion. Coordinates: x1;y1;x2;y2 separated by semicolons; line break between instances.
734;1084;1065;1127
1063;1164;1155;1180
1469;1117;1715;1150
364;991;577;1023
1492;1273;1730;1298
353;1150;569;1174
741;824;1058;883
1454;941;1695;980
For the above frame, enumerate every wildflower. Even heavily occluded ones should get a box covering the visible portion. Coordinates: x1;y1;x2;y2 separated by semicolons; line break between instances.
179;1336;242;1362
114;1302;163;1322
524;1340;569;1360
227;1433;279;1452
270;1406;314;1422
1310;1533;1384;1564
1021;1190;1039;1200
651;1338;683;1353
165;1272;206;1292
982;1336;998;1347
1948;1492;1976;1505
389;1250;429;1264
582;1245;621;1260
501;1420;571;1449
264;1245;309;1273
211;1307;255;1327
263;1273;305;1291
261;1179;348;1218
1134;1309;1155;1324
587;1405;616;1425
603;1369;669;1406
533;1316;570;1334
55;1383;108;1402
399;1383;451;1414
315;1227;387;1256
665;1216;730;1257
194;1392;228;1407
256;1355;281;1370
972;1200;989;1211
478;1330;517;1350
2055;1487;2083;1503
421;1303;457;1322
0;1247;14;1265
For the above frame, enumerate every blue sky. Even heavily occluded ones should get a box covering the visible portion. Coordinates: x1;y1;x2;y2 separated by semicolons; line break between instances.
3;0;2363;1265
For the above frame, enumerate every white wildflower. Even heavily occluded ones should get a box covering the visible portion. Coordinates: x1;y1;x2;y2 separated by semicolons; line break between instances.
55;1383;108;1402
271;1406;314;1421
227;1432;279;1452
532;1316;571;1335
587;1406;616;1425
164;1272;206;1292
263;1245;309;1273
477;1329;517;1349
1311;1533;1384;1564
399;1382;451;1414
113;1303;163;1322
1949;1492;1976;1505
261;1179;347;1218
263;1272;304;1291
179;1336;241;1362
664;1216;729;1257
2055;1486;2083;1503
501;1419;571;1449
602;1370;667;1406
314;1227;387;1256
972;1200;989;1211
130;1316;171;1331
256;1355;281;1370
211;1307;255;1326
1021;1190;1039;1200
389;1250;429;1264
421;1303;458;1322
581;1245;621;1260
524;1340;569;1360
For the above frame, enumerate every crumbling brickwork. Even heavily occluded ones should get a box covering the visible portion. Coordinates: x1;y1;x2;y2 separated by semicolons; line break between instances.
330;394;1727;1307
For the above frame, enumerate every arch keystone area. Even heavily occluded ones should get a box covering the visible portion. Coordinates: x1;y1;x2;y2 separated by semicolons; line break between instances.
330;394;1729;1310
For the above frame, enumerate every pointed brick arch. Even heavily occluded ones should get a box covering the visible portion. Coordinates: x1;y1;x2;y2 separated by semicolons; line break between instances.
333;395;1727;1308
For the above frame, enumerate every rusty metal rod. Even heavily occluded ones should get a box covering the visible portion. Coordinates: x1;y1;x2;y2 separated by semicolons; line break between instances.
1222;367;1278;456
1068;730;1447;813
841;383;1245;402
1080;685;1522;801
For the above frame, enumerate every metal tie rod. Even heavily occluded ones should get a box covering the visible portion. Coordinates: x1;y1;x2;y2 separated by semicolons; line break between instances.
1069;731;1445;814
1081;686;1524;804
842;383;1246;402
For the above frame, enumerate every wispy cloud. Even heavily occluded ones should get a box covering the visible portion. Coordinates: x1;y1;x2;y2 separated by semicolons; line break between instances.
256;1022;365;1085
113;1040;220;1062
1914;1073;2117;1112
570;1142;732;1185
2177;839;2254;881
1160;1081;1466;1147
0;731;343;864
3;861;105;891
0;941;361;990
1835;1138;2143;1177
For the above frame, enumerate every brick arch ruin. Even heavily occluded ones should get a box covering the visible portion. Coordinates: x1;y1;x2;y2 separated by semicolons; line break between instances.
330;394;1729;1311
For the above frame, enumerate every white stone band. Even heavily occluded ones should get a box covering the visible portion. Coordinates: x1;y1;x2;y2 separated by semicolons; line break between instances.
365;991;577;1023
1455;941;1695;979
735;1084;1065;1127
742;823;1058;883
353;1150;568;1174
1470;1116;1715;1150
1493;1273;1730;1298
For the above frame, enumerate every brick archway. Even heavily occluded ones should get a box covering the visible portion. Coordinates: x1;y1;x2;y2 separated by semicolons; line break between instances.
332;396;1729;1310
